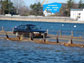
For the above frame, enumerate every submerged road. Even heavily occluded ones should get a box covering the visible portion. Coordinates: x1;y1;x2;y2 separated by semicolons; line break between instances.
0;31;84;48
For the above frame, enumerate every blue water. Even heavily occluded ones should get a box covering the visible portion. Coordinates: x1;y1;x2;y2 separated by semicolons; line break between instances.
0;20;84;31
0;20;84;63
0;39;84;63
0;20;84;37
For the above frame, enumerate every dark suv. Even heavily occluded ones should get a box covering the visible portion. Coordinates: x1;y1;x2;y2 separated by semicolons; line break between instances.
13;24;47;37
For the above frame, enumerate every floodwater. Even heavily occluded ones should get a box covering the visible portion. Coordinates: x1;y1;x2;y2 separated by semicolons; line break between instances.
0;20;84;63
0;20;84;37
0;20;84;32
0;39;84;63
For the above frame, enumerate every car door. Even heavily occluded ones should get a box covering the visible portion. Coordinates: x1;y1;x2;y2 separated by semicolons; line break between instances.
17;25;27;32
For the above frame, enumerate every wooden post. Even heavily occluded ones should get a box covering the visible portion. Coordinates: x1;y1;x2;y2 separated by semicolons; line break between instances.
71;31;73;37
29;33;33;40
20;35;24;40
68;36;73;44
46;29;48;34
43;33;46;43
56;32;59;43
68;31;73;44
31;33;34;40
1;26;4;32
5;32;9;39
59;30;62;36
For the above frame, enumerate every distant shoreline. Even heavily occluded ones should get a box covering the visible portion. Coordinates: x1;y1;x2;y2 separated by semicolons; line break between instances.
0;16;84;23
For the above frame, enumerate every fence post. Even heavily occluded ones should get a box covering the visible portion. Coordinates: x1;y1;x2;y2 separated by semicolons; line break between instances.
20;35;24;40
68;36;73;44
68;31;73;44
1;26;4;32
29;33;33;40
59;30;62;36
71;31;73;37
43;33;46;43
56;32;59;43
31;33;34;40
46;29;48;34
5;32;9;39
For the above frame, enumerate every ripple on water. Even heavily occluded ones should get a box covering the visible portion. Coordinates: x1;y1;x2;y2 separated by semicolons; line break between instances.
0;39;84;63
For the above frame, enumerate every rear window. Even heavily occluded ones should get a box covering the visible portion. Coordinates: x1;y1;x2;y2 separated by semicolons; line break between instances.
18;25;27;29
30;26;40;30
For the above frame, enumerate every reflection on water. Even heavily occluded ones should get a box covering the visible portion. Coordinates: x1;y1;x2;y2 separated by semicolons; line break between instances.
0;39;84;63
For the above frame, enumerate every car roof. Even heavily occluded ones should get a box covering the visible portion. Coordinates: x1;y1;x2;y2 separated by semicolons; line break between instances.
26;24;35;26
19;24;35;26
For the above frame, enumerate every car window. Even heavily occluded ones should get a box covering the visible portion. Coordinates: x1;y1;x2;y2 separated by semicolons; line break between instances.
30;26;40;30
18;25;27;30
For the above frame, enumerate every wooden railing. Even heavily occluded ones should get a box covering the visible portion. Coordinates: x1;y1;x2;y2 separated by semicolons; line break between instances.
0;27;84;47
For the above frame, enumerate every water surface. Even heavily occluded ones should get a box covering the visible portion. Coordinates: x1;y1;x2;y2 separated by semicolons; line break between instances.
0;39;84;63
0;20;84;63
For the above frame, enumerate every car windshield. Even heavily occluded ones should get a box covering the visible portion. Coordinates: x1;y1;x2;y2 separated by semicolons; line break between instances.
18;25;27;29
30;26;40;30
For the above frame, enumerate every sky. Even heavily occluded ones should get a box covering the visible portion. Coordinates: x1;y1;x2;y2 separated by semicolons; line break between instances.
23;0;84;6
11;0;84;7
